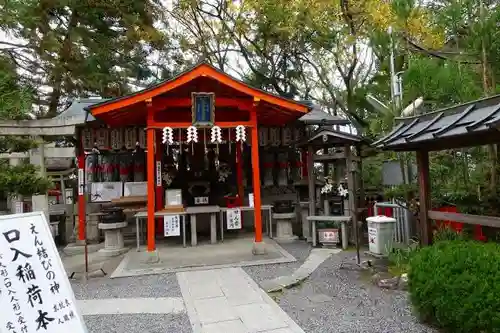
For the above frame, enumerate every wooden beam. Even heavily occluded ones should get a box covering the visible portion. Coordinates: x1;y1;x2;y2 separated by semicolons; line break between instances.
346;144;359;261
417;150;432;245
428;211;500;228
152;97;253;111
148;121;255;129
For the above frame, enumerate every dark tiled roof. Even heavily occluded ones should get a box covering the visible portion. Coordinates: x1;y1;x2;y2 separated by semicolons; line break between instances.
298;105;350;125
299;127;366;147
55;98;109;123
374;94;500;150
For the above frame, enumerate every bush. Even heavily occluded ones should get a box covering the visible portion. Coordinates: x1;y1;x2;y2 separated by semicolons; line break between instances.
408;240;500;332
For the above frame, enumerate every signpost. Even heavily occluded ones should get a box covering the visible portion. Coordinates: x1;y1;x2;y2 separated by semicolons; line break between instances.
0;212;87;333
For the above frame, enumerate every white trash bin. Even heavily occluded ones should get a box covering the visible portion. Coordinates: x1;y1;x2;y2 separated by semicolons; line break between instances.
367;215;397;256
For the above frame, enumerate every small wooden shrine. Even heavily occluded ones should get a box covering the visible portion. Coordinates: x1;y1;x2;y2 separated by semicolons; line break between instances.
77;62;314;253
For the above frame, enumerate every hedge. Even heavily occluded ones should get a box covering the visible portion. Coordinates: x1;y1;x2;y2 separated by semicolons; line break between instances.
408;240;500;333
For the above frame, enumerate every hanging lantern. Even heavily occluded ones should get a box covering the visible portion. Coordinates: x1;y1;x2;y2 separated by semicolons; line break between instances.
138;128;146;149
259;127;269;146
94;128;108;149
124;128;137;150
82;128;93;149
293;128;303;143
282;127;292;146
110;128;123;150
269;128;281;146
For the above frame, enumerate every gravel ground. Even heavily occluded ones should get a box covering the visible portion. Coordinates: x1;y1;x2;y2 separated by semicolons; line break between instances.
83;313;192;333
243;240;312;283
275;252;438;333
71;273;182;299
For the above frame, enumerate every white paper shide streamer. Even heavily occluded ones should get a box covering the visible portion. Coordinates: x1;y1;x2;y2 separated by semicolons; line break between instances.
235;125;246;149
186;126;198;154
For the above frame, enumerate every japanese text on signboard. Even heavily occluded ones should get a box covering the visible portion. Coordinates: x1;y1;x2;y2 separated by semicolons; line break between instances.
0;213;86;333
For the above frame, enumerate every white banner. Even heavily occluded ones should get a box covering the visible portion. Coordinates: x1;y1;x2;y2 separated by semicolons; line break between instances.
164;215;181;237
77;169;84;196
226;208;242;230
0;212;87;333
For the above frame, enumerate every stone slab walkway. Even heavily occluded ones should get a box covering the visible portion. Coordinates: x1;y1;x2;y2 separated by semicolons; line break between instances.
77;297;185;316
177;267;305;333
259;248;341;293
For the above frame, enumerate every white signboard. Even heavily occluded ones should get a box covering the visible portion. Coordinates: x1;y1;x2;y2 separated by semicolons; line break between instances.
226;208;242;230
194;197;209;205
77;169;84;196
124;182;147;197
90;182;123;202
164;215;181;237
156;161;162;187
248;193;254;208
0;212;87;333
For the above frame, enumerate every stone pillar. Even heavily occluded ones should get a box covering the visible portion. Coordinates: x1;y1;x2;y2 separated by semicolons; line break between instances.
9;156;24;214
30;140;50;222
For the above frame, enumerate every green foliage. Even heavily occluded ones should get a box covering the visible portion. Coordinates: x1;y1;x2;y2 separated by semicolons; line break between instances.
387;242;420;275
0;161;52;197
433;225;467;242
408;241;500;333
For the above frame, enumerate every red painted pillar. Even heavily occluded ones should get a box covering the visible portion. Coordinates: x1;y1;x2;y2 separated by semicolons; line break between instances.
250;106;263;242
155;134;164;235
147;102;156;252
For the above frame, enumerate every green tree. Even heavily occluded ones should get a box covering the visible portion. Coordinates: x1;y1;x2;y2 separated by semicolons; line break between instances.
0;0;175;116
0;55;50;197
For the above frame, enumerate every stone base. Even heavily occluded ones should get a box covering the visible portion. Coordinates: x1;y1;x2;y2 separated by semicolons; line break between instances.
275;217;297;242
98;247;129;258
252;241;267;255
142;250;161;264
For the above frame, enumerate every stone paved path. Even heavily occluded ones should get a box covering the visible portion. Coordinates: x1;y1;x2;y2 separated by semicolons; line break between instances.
177;267;305;333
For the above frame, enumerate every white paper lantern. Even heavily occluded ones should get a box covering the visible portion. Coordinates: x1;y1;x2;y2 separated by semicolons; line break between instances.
259;127;269;146
269;128;281;146
124;128;137;149
82;128;93;149
110;128;123;150
282;127;292;146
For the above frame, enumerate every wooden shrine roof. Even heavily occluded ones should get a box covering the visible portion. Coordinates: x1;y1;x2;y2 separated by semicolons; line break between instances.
85;62;310;126
374;94;500;151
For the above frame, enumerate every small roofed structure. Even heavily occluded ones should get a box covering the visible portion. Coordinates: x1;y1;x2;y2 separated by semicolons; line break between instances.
297;105;351;126
298;126;369;263
374;94;500;151
374;94;500;246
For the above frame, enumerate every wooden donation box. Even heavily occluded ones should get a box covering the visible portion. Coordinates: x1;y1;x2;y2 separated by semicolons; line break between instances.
164;189;185;213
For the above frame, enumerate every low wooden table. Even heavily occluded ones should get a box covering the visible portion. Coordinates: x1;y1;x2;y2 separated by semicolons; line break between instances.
219;205;273;241
307;215;351;249
134;211;188;251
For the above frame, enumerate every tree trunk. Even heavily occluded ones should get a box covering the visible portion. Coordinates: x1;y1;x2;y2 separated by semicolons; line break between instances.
46;11;78;117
